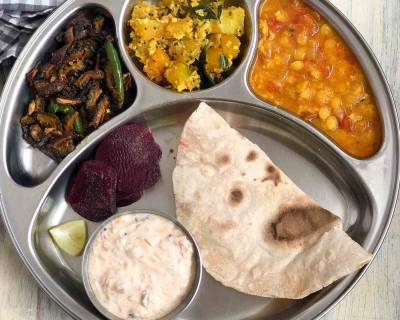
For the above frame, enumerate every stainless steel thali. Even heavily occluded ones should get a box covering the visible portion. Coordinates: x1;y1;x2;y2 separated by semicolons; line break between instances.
0;0;398;319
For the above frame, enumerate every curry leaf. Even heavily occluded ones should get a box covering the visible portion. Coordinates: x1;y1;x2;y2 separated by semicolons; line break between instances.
219;53;228;70
196;49;216;88
183;2;220;20
217;5;223;19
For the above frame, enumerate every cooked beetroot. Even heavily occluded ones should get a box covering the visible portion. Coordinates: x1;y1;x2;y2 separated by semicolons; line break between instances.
143;162;161;189
67;160;117;221
115;163;161;206
116;191;143;207
67;123;161;215
95;123;162;205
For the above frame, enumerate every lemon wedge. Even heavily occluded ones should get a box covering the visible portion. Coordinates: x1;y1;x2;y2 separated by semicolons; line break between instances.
49;220;87;256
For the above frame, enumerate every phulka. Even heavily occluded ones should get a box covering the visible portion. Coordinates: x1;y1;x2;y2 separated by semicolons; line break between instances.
172;102;372;299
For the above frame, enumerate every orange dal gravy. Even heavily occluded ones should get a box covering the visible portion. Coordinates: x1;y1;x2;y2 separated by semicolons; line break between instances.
250;0;382;158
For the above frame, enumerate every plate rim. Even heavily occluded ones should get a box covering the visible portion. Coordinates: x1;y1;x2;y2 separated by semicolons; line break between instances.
0;0;398;319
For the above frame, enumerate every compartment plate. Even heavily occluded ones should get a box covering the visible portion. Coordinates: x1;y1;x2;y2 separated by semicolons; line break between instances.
0;0;398;320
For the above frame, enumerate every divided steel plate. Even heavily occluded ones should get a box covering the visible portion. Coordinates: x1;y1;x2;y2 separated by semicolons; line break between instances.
0;0;398;319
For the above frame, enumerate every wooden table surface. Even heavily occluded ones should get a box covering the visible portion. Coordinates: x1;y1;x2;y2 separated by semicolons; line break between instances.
0;0;399;319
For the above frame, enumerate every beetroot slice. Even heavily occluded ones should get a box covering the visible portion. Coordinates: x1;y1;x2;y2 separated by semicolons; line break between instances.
95;123;162;205
116;191;143;207
143;162;161;189
67;160;117;222
115;163;161;206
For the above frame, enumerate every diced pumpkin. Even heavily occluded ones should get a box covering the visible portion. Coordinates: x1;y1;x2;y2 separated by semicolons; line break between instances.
143;48;170;81
130;41;149;64
170;38;202;63
165;62;200;92
165;17;193;39
220;34;241;60
131;2;160;19
161;0;186;11
206;47;224;74
208;33;221;48
195;20;212;42
132;19;164;41
212;7;245;36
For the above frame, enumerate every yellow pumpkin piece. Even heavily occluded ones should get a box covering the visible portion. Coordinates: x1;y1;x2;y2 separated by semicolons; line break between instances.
195;20;212;42
131;2;160;19
208;33;221;48
212;7;245;36
165;17;193;39
220;34;241;60
170;38;202;64
132;18;164;41
165;62;200;92
129;41;151;64
161;0;174;8
206;47;224;74
143;48;170;81
162;0;186;11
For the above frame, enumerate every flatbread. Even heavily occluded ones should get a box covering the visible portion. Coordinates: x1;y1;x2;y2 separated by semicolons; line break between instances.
172;102;372;299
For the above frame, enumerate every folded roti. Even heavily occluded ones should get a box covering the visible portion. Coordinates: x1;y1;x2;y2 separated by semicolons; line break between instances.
172;102;372;299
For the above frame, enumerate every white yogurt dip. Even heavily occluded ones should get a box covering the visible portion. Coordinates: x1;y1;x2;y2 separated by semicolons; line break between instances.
87;213;195;320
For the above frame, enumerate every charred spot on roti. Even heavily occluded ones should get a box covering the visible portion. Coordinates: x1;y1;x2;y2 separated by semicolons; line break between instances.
271;205;339;241
177;203;193;216
267;165;275;173
229;188;244;205
216;153;231;166
246;150;257;161
262;164;281;186
272;208;313;241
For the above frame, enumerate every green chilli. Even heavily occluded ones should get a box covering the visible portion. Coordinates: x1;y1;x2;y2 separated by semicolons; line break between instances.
105;40;125;108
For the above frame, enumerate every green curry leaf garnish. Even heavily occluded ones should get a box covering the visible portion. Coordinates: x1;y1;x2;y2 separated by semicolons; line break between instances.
183;1;222;20
217;5;223;19
219;53;228;70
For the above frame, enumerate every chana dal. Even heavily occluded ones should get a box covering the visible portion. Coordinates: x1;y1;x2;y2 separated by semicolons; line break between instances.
128;0;245;92
250;0;382;158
